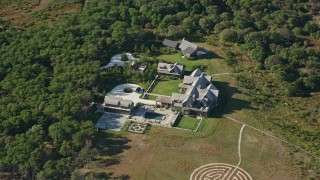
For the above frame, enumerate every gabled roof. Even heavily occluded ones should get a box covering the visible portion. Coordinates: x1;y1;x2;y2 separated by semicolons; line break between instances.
207;84;219;97
180;38;198;50
158;62;184;75
182;95;194;105
172;93;189;103
186;86;198;97
182;47;197;56
158;62;171;69
172;63;183;74
183;76;197;85
179;42;189;51
163;39;179;49
190;68;204;77
120;100;134;108
191;74;211;89
104;96;121;106
104;96;133;108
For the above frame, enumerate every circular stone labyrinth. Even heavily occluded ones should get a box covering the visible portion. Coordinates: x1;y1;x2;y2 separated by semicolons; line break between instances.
190;163;252;180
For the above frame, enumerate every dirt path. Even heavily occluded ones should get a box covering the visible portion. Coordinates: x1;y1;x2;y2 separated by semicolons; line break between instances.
237;125;245;167
33;0;48;11
211;73;237;76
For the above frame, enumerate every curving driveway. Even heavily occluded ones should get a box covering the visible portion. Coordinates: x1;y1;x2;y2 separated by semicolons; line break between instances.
100;53;139;70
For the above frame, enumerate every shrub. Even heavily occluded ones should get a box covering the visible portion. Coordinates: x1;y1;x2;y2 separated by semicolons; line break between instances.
220;29;238;43
121;52;128;61
123;87;133;93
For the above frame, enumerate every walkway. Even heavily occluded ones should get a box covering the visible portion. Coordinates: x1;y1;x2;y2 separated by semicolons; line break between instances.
100;53;139;70
237;125;246;167
211;73;237;76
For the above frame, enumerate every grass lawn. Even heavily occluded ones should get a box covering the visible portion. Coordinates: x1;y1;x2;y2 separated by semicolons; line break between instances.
151;78;182;96
177;116;199;130
146;95;158;100
157;52;225;73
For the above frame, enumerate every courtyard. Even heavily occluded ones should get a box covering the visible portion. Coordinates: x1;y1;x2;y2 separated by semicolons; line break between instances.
107;83;156;105
150;78;182;96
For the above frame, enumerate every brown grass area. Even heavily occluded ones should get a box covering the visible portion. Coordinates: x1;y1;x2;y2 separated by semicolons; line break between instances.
0;0;83;28
84;117;307;179
81;133;155;179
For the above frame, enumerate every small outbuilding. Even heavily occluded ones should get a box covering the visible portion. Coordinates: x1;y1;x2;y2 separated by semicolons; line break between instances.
103;96;134;114
163;39;179;49
157;62;184;79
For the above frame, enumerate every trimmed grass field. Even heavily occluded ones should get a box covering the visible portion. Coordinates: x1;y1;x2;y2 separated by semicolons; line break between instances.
177;116;199;130
146;95;158;100
151;78;182;96
157;52;225;73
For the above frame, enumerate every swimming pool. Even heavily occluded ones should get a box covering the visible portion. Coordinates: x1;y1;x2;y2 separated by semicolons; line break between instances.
145;112;166;121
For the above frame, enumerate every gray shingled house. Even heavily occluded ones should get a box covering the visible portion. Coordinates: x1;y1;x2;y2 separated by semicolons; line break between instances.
163;38;208;58
157;62;184;78
179;38;208;58
103;96;134;114
156;68;219;117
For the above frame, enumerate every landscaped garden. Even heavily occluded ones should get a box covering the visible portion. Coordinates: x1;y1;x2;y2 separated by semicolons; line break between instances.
177;116;199;130
151;78;182;96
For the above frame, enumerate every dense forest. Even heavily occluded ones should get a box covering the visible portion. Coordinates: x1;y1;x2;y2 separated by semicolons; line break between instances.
0;0;319;178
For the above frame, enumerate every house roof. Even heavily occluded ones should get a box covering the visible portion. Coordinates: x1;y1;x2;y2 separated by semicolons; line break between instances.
163;39;179;49
172;63;184;74
182;47;197;56
156;96;172;104
158;62;171;69
120;100;134;108
104;96;133;108
157;62;184;75
178;38;209;57
190;68;204;77
179;38;198;50
179;42;189;51
207;84;219;97
104;96;121;106
171;93;189;103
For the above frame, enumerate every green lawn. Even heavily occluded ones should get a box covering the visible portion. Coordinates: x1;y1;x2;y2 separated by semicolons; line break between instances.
157;52;224;72
146;95;158;100
151;78;182;96
177;116;199;130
